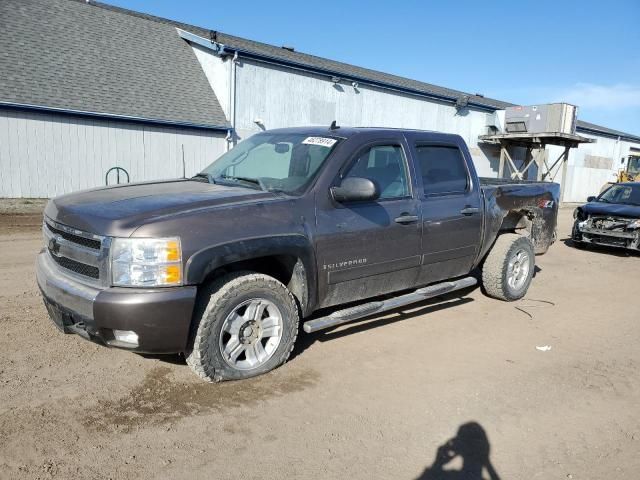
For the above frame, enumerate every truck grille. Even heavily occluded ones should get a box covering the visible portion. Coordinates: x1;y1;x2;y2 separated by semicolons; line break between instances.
44;219;108;284
45;223;101;250
50;255;100;279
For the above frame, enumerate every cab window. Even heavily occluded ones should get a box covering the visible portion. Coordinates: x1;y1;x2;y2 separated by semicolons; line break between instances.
414;145;469;195
343;145;410;200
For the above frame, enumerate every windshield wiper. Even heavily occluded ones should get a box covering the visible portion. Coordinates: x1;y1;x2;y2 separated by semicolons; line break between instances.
597;198;609;203
218;174;263;189
192;172;215;184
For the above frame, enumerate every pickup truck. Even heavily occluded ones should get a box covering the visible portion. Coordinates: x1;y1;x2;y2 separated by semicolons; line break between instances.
37;126;560;382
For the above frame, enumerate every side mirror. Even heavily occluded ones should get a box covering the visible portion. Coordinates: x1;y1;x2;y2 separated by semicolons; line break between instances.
331;177;379;203
587;196;596;202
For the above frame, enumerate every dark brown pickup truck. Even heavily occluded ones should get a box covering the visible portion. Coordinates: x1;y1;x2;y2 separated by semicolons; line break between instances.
37;126;560;381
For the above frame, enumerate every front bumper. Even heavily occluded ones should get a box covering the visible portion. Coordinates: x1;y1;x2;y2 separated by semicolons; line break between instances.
36;251;197;353
576;223;640;250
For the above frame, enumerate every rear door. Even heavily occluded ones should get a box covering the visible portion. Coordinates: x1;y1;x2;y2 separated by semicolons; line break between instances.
314;135;422;308
406;134;483;284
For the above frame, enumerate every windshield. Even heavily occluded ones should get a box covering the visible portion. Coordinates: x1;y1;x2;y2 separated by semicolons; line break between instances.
598;184;640;206
628;156;640;175
198;133;340;194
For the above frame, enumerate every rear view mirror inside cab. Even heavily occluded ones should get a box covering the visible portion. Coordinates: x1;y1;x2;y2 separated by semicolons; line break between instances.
275;143;290;154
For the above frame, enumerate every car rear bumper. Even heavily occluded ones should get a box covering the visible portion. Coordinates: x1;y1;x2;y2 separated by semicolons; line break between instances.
36;251;197;353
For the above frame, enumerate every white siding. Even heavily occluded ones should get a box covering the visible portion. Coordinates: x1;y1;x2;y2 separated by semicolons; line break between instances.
6;49;640;201
191;44;232;120
0;108;227;198
549;135;640;203
231;60;504;177
196;53;640;200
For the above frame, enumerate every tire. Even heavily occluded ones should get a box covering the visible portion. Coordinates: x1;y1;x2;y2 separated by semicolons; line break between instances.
481;233;535;301
186;271;299;382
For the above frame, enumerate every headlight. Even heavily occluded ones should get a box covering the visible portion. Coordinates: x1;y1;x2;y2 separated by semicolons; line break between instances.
628;219;640;229
111;237;182;287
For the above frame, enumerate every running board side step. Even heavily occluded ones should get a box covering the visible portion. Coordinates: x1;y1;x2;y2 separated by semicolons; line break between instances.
303;276;477;333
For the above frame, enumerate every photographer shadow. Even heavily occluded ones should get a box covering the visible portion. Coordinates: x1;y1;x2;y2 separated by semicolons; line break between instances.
416;422;500;480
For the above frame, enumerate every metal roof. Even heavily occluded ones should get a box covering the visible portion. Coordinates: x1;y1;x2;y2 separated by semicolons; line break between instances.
0;0;230;130
571;119;640;141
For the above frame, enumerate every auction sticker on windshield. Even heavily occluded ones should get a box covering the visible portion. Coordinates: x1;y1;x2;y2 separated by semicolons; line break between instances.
302;137;337;148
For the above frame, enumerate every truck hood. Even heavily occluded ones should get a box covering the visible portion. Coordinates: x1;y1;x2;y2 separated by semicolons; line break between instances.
580;202;640;219
45;179;277;237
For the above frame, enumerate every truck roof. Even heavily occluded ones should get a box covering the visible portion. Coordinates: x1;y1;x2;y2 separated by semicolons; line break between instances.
263;125;464;142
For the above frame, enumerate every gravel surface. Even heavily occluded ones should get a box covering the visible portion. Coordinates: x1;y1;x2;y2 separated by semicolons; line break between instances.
0;208;638;479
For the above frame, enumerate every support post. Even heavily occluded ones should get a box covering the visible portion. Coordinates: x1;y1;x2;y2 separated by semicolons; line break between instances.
534;146;546;181
503;148;521;179
560;146;571;202
524;147;532;180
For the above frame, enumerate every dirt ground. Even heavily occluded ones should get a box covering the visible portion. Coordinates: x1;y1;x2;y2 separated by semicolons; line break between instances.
0;206;639;480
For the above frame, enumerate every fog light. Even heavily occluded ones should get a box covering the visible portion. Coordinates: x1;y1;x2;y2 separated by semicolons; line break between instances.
112;329;139;347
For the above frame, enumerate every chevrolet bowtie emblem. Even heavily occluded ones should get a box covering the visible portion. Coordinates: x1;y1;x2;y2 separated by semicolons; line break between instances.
48;237;61;256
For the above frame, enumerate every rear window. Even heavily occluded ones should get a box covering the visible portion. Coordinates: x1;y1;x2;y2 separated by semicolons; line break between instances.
414;145;469;195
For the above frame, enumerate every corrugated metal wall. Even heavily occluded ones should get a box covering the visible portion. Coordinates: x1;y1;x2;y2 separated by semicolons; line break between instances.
548;134;639;203
231;59;504;178
0;108;228;198
224;57;640;202
4;49;640;201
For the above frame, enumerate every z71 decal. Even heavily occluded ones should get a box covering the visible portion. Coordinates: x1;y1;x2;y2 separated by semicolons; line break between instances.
537;199;554;209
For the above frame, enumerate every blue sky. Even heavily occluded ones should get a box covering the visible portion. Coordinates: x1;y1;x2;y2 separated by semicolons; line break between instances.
106;0;640;135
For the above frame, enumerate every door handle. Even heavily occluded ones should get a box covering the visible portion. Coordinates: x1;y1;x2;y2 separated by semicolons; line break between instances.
460;206;480;215
394;213;419;224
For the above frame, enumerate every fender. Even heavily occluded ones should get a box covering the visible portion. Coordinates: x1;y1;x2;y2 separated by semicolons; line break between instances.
185;234;318;315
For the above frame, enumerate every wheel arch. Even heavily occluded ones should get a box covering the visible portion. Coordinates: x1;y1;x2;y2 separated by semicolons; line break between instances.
185;235;317;316
476;208;532;267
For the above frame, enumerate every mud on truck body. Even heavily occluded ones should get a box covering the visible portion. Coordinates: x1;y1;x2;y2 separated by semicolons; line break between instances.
37;126;560;382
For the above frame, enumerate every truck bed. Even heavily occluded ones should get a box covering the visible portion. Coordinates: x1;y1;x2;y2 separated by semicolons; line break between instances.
478;177;561;257
479;176;548;186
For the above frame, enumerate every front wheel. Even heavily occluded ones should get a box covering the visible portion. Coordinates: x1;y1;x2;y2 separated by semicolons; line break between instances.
186;272;300;382
482;233;535;301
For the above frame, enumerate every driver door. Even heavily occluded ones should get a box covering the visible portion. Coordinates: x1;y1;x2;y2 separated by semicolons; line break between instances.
314;138;422;308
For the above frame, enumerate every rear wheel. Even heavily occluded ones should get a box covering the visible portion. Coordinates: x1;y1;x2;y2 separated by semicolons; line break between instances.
482;233;535;301
186;272;299;382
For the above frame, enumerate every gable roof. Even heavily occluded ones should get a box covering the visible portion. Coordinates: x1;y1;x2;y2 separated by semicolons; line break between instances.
0;0;230;130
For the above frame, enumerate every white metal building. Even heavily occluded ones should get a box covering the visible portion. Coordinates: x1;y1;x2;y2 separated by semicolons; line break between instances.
2;0;639;202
